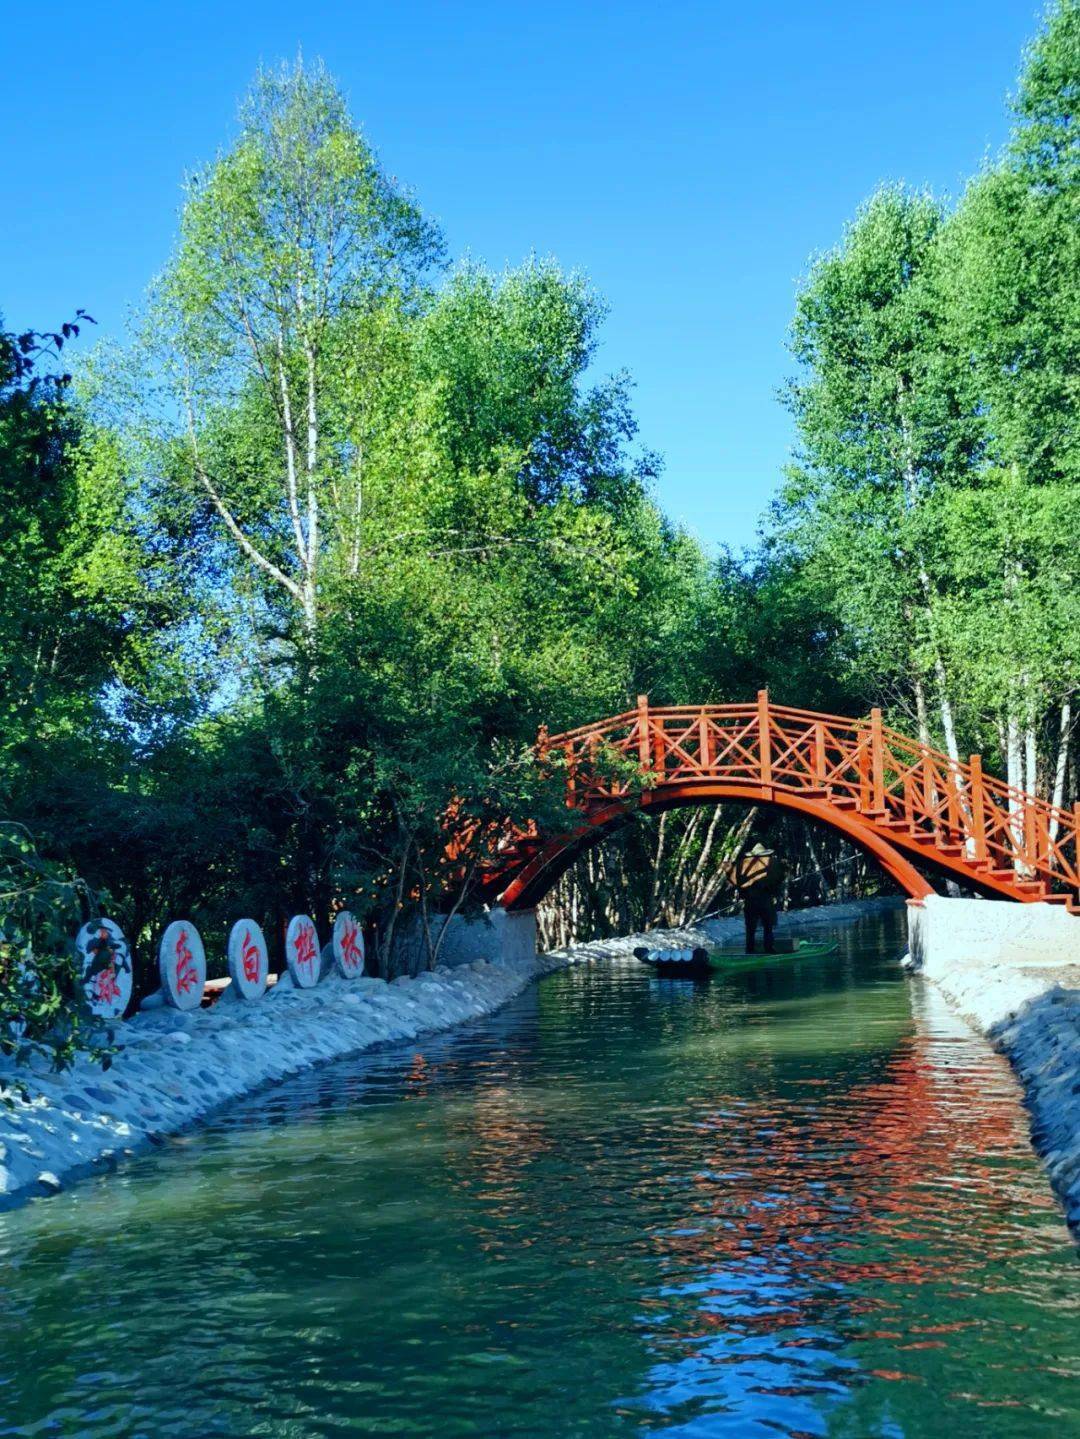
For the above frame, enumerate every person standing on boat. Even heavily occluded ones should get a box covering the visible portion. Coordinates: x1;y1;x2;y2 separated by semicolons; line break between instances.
725;841;785;953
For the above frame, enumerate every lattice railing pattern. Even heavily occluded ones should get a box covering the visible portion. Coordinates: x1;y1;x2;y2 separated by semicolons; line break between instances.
485;693;1079;904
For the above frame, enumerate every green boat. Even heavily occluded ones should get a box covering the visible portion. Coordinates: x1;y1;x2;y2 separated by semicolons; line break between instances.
706;937;838;972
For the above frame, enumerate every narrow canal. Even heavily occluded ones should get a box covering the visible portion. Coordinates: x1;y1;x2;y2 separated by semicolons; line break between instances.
0;910;1076;1437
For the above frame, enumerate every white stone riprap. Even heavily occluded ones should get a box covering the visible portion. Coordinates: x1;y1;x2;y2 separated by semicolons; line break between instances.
995;990;1080;1233
907;894;1080;1236
0;948;570;1208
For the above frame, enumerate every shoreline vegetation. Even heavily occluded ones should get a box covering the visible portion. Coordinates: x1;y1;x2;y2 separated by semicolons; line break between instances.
1;0;1078;1126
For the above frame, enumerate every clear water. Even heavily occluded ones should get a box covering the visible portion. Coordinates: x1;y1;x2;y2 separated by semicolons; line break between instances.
0;910;1076;1437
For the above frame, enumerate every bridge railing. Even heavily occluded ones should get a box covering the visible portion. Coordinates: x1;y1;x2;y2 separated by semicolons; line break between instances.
535;693;1079;899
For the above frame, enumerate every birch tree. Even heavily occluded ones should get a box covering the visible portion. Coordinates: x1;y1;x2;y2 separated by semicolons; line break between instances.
939;0;1079;801
776;187;980;756
149;59;443;647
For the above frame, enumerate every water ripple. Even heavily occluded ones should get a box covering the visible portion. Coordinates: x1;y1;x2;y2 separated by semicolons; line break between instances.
0;912;1076;1437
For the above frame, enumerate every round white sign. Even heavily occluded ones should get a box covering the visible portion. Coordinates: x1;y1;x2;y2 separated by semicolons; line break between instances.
285;914;321;989
227;919;268;1000
159;920;207;1011
332;910;365;978
76;918;132;1020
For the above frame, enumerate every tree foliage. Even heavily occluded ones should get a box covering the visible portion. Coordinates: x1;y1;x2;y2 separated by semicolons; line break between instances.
3;7;1079;1042
772;0;1080;803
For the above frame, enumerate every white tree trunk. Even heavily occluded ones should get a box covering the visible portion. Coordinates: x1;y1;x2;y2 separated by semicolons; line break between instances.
1006;707;1024;874
303;339;320;636
277;337;307;571
918;666;962;889
1049;695;1071;848
1019;671;1038;797
914;674;931;749
900;407;959;773
934;659;960;765
1024;721;1038;799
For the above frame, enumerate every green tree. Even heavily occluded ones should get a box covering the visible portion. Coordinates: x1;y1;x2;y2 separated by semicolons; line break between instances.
0;824;113;1081
937;0;1079;802
86;59;709;971
144;58;444;647
774;187;980;755
0;320;146;1068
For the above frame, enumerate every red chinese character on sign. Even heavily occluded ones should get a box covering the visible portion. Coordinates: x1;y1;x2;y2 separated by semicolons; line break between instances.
293;923;316;971
340;919;362;971
175;928;199;995
92;964;121;1005
241;929;262;984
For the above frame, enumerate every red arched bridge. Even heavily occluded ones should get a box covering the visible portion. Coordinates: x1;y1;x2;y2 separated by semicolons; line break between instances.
480;693;1080;911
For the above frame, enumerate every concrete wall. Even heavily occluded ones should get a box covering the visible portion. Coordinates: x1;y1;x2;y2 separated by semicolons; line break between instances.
907;895;1080;979
391;907;537;973
905;892;1080;1238
434;907;537;968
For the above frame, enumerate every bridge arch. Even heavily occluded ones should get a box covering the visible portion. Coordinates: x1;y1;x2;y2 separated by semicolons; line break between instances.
498;782;933;910
482;694;1079;912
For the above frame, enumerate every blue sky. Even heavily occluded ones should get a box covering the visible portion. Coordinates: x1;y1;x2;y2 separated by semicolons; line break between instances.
3;1;1039;550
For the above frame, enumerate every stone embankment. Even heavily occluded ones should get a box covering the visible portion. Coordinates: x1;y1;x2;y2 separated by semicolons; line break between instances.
0;951;571;1209
0;898;894;1210
7;894;1074;1232
907;895;1080;1235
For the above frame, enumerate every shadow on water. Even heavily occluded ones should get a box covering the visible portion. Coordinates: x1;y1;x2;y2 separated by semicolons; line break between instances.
0;909;1077;1437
